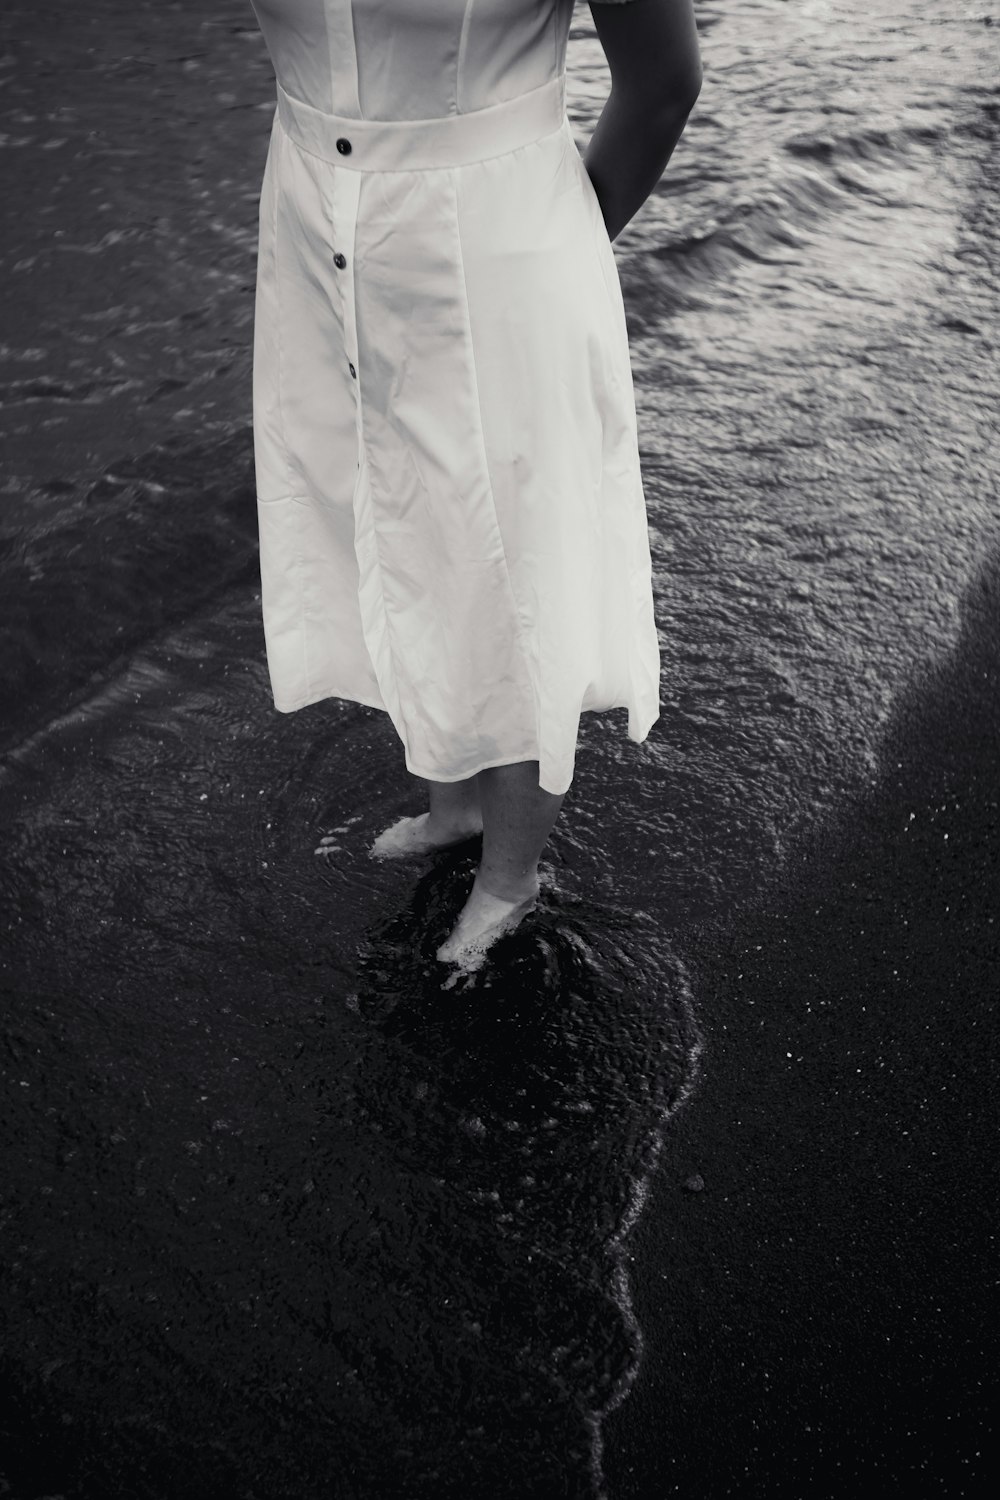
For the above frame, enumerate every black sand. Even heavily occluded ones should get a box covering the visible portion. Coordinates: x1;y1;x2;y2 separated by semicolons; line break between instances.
605;552;1000;1498
2;2;999;1496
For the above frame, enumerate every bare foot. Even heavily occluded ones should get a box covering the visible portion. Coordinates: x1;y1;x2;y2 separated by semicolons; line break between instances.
435;872;540;970
354;810;483;862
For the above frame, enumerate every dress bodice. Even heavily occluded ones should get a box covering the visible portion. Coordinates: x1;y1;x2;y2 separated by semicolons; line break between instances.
248;0;581;121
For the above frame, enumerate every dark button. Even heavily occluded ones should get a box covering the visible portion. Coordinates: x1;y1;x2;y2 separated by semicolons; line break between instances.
336;137;352;156
348;361;357;379
333;252;347;269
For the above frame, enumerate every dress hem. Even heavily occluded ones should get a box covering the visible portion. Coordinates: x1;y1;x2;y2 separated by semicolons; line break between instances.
269;686;656;796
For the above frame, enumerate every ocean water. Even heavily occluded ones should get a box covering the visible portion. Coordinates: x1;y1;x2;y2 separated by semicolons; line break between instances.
1;2;997;1496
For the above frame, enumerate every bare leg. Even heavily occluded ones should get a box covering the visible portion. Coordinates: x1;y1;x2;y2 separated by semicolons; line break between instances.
423;772;482;833
476;761;566;900
436;760;567;965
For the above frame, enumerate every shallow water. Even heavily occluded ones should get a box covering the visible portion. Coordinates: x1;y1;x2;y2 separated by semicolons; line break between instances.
1;1;998;1495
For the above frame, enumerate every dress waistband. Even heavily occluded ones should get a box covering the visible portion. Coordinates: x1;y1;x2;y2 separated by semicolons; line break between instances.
275;74;567;173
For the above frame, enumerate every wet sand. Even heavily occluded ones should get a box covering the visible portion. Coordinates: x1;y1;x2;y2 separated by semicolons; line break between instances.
2;0;999;1496
603;554;1000;1498
2;559;996;1499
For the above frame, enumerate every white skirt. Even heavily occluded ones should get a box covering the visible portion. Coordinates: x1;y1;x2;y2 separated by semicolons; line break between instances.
252;73;660;796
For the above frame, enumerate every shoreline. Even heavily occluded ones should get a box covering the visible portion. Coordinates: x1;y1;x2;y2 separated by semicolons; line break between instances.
602;550;1000;1498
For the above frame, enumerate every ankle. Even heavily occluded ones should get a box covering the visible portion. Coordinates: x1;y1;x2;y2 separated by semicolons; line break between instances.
475;866;540;902
425;778;482;829
428;804;482;831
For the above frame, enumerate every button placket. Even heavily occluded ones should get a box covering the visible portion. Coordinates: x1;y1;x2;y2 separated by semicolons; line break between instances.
330;165;364;454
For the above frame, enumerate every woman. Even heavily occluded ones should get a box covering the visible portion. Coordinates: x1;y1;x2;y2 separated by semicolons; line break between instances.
248;0;703;967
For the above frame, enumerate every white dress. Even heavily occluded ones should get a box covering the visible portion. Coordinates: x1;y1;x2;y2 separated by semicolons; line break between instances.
249;0;659;796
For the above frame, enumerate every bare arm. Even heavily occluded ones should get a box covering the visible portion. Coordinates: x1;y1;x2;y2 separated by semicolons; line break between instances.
584;0;703;243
